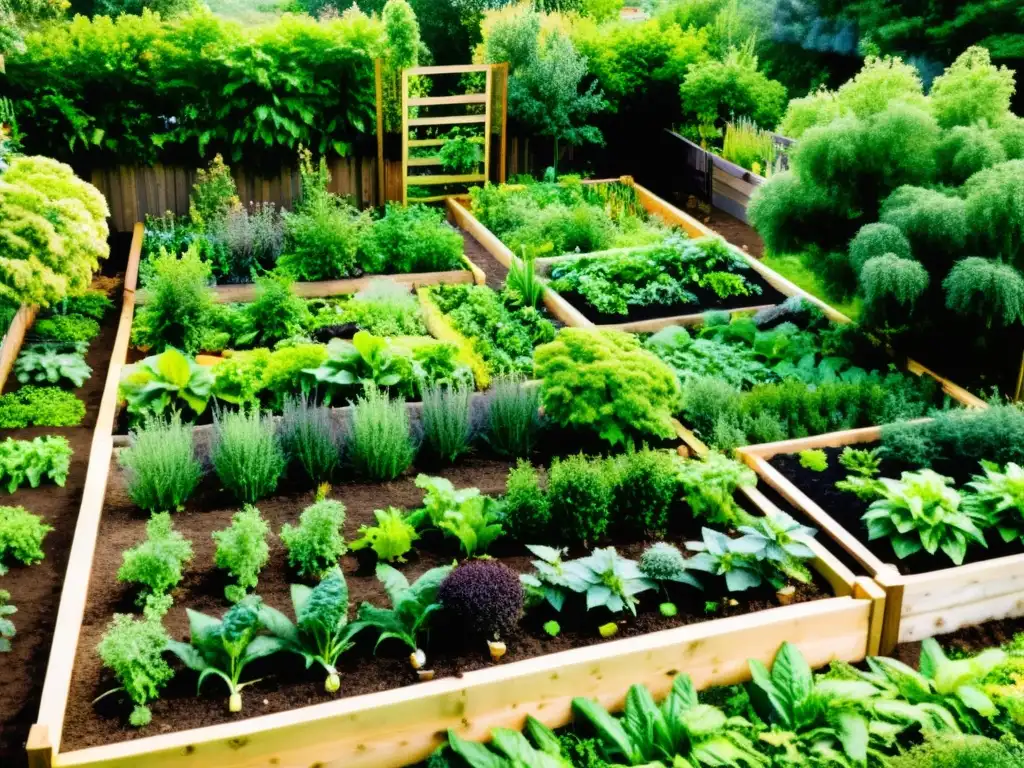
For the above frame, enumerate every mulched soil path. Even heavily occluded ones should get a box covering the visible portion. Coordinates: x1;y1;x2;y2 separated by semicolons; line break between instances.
461;230;508;290
675;197;765;259
0;269;126;767
62;455;828;751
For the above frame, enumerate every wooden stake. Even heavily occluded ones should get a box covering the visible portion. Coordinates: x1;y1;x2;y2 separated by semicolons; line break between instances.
375;58;385;207
499;62;509;184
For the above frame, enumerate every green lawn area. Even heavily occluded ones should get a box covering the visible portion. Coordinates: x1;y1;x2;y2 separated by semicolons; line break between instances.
205;0;290;26
762;251;862;321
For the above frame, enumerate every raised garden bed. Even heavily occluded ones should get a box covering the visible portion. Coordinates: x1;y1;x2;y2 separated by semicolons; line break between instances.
0;304;38;394
738;413;1024;653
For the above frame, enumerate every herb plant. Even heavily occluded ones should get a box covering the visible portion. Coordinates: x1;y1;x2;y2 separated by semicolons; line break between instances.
420;382;473;464
119;348;214;419
519;544;572;612
279;394;341;486
349;507;419;564
259;569;360;693
410;475;504;557
502;460;550;540
167;598;284;712
864;470;986;565
547;454;613;544
483;375;542;458
0;386;86;428
686;528;773;592
96;613;174;727
638;543;701;589
280;499;348;578
117;513;193;617
213;505;271;603
33;314;101;344
0;505;52;574
348;385;415;481
676;452;757;526
353;563;452;660
735;511;818;585
211;407;286;503
119;413;203;513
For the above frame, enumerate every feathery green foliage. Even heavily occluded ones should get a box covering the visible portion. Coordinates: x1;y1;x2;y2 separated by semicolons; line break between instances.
0;505;52;575
420;383;473;465
212;408;286;504
213;505;271;603
117;513;193;616
119;413;203;514
348;386;415;481
97;613;174;728
483;375;541;458
280;499;348;579
279;395;341;486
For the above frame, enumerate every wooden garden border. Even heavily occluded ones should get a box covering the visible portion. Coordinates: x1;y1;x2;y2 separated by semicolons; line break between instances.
0;303;38;393
736;427;1024;654
28;224;885;768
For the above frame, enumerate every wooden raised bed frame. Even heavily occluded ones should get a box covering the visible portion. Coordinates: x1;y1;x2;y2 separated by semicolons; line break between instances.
0;303;38;393
737;427;1024;655
27;223;886;768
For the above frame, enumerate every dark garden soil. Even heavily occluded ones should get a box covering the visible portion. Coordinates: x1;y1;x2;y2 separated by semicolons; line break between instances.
461;231;508;291
61;453;830;751
555;267;786;325
0;276;125;767
676;197;765;260
895;616;1024;668
769;446;1024;576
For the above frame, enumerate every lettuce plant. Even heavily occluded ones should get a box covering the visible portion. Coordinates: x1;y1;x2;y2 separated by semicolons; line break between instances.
353;563;452;661
409;475;504;557
561;547;655;617
0;436;72;494
0;590;15;652
572;673;766;766
964;461;1024;544
260;569;360;693
302;332;414;404
280;499;348;578
349;507;419;563
863;469;986;565
213;505;271;603
119;348;214;419
0;506;53;575
167;598;284;712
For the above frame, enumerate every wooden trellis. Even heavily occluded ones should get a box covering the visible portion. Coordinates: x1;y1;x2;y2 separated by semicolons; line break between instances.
401;64;493;204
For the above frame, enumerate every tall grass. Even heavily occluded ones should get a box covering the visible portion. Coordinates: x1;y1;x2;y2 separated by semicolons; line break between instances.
421;383;473;464
212;407;286;503
119;413;203;513
722;117;777;177
349;385;415;481
483;375;541;458
280;394;341;485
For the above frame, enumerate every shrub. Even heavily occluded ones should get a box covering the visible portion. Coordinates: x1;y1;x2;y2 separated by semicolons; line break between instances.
887;735;1020;768
213;505;271;603
502;459;550;540
535;329;681;448
437;559;523;641
189;154;239;230
964;160;1024;268
612;448;679;537
32;314;101;343
51;290;115;321
547;454;612;544
848;222;912;274
348;385;415;481
0;505;52;573
420;383;473;464
133;245;215;355
834;55;927;119
936;125;1007;186
119;413;203;513
236;274;310;348
930;46;1016;129
678;48;787;130
860;254;930;324
280;498;348;578
777;87;841;139
997;116;1024;160
117;513;193;614
97;613;174;728
279;395;341;486
0;156;110;307
882;406;1024;468
211;408;286;503
482;375;541;458
748;171;850;254
879;186;969;267
0;386;86;428
944;257;1024;328
359;204;464;274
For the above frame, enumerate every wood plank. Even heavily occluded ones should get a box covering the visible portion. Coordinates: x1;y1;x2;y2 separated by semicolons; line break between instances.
51;598;870;768
402;68;409;205
853;577;887;657
597;305;776;333
448;198;515;269
899;590;1024;644
0;304;39;394
900;553;1024;616
738;425;891;460
407;156;443;167
711;177;753;208
633;183;714;239
710;153;766;185
905;357;987;409
408;94;488;106
408;115;488;127
712;165;759;197
874;568;906;655
409;137;486;148
406;64;492;75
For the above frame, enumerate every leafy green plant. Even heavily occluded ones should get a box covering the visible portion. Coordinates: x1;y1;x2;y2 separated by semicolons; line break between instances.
864;470;986;565
259;568;359;693
572;673;766;767
349;507;419;564
0;436;72;494
838;446;882;478
446;716;568;768
15;345;91;387
547;454;613;544
483;375;542;458
536;329;681;447
686;528;786;593
359;204;465;274
279;394;341;486
96;613;174;727
798;449;828;472
211;407;286;504
506;250;545;309
280;499;347;579
167;597;284;713
437;559;524;642
133;245;216;354
560;547;654;616
735;511;818;586
235;274;310;348
0;590;15;653
438;126;482;174
120;348;214;420
410;475;503;557
49;290;115;322
32;314;100;344
612;448;680;537
119;413;203;514
420;382;473;464
353;563;452;661
964;461;1024;544
0;505;52;575
214;505;271;603
519;544;573;613
0;386;86;428
117;513;193;616
676;452;757;526
303;332;414;404
502;460;550;540
348;385;415;481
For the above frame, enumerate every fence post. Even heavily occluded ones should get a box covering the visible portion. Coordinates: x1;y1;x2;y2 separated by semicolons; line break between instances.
375;58;385;208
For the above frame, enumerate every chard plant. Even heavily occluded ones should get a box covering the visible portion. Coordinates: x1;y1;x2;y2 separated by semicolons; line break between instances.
167;597;284;712
561;547;655;616
353;563;452;669
572;673;766;766
259;568;359;693
863;469;987;565
964;461;1024;544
